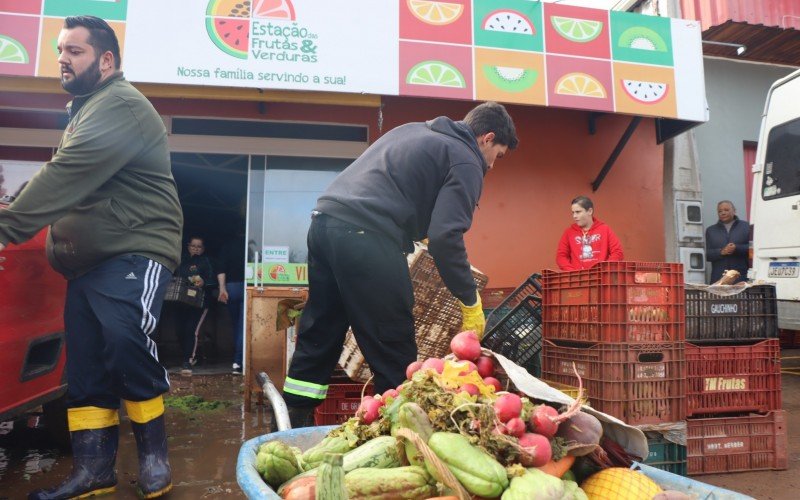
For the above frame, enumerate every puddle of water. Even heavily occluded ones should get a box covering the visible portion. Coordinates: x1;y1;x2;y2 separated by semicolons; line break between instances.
0;373;275;499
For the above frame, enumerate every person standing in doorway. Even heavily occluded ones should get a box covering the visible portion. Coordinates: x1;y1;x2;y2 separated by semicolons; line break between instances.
556;196;624;271
175;236;216;375
706;200;749;283
216;231;247;375
280;102;518;429
0;16;182;499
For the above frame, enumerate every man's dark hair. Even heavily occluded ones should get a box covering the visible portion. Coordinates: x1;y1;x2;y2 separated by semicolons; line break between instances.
571;195;594;211
464;101;518;149
64;16;121;69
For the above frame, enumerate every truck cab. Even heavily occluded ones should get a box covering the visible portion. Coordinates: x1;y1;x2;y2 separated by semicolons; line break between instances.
0;160;67;426
750;69;800;334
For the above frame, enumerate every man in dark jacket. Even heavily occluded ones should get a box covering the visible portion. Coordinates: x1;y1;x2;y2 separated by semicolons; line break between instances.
706;200;750;283
281;102;518;428
0;16;181;499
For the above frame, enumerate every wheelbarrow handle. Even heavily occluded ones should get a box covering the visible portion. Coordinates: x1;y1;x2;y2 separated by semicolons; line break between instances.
257;372;291;432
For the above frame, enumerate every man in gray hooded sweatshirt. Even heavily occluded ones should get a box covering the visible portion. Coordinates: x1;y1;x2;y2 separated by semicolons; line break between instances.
282;102;518;427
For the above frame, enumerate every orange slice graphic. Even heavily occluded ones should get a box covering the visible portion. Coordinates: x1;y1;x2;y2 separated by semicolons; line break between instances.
555;72;606;98
408;0;464;26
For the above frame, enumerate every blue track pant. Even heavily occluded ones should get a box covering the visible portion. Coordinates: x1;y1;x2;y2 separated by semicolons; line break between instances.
64;255;171;409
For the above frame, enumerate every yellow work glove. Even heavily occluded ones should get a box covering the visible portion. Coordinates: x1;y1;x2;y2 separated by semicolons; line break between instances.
459;293;486;339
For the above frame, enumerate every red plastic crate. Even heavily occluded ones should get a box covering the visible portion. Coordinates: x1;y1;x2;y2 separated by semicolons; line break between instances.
542;262;685;343
313;383;373;426
687;410;788;475
686;339;782;416
541;339;686;425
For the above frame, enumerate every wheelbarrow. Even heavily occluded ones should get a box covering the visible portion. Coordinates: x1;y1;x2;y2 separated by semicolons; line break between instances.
236;373;755;500
236;372;334;499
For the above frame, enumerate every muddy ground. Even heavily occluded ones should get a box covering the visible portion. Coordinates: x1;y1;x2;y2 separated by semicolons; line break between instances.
2;355;799;499
0;368;265;499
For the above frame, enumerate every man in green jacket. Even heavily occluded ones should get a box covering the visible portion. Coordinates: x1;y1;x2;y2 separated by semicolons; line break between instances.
0;16;182;500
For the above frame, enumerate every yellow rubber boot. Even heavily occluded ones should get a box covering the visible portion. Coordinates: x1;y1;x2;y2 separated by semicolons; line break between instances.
125;396;172;498
28;407;119;499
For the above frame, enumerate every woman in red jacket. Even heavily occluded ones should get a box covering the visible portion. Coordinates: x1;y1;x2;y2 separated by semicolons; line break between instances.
556;196;624;270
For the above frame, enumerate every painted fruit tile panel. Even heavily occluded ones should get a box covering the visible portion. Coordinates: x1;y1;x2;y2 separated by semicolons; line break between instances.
610;10;673;66
473;0;543;53
0;0;42;15
0;13;39;76
400;40;472;100
613;62;677;118
474;47;544;106
400;0;471;45
44;0;127;21
546;55;613;113
37;17;126;77
543;2;609;60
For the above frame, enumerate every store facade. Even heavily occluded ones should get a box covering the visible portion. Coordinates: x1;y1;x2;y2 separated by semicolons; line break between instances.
0;0;707;290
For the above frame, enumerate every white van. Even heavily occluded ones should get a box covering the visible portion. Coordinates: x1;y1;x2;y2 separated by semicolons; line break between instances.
750;69;800;332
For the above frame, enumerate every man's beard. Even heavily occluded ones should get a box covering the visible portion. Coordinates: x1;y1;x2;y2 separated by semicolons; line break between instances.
61;58;102;96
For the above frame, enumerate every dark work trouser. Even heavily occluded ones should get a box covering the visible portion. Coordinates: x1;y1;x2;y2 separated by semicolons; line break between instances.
64;255;171;409
283;213;416;408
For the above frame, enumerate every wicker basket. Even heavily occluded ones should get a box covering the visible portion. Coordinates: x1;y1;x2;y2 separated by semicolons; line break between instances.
339;243;488;382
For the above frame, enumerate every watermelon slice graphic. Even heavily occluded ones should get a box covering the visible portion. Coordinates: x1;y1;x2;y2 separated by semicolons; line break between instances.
621;79;668;104
206;17;249;59
482;10;535;35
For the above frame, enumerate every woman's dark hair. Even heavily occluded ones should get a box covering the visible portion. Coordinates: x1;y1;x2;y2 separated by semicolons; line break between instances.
64;16;121;69
571;195;594;211
464;101;519;149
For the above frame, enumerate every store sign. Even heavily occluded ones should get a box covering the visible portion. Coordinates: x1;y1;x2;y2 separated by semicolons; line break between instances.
0;0;706;121
246;262;308;285
262;246;290;263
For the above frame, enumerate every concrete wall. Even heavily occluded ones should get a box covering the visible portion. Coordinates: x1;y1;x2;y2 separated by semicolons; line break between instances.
694;58;794;226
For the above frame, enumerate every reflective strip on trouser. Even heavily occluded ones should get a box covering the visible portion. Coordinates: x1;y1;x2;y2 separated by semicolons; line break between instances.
124;395;165;424
283;377;328;400
68;406;120;431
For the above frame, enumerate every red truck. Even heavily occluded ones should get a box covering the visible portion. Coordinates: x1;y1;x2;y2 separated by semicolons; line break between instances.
0;161;68;441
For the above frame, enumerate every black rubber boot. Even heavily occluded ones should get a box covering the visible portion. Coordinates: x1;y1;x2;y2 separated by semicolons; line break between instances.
288;406;316;429
131;415;172;498
28;426;118;500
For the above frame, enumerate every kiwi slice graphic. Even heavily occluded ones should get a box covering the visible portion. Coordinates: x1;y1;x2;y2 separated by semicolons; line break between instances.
618;26;667;51
482;65;538;92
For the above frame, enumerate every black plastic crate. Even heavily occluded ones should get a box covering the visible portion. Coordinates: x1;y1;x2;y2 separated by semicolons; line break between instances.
481;274;543;376
164;277;205;308
685;285;778;343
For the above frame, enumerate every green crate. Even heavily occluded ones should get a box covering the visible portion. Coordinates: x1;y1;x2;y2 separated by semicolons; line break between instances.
645;432;687;476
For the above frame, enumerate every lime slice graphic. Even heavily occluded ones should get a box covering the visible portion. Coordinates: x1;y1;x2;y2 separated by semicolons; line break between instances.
406;61;466;88
551;16;603;43
0;35;29;64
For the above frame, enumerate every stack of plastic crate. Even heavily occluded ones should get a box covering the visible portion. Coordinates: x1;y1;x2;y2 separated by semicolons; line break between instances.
684;284;787;475
540;262;687;430
480;274;544;376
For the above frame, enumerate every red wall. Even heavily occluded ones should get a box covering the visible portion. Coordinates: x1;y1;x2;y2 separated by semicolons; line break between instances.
1;91;665;288
378;96;665;288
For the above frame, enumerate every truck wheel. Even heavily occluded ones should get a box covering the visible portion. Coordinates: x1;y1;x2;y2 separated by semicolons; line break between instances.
42;395;70;451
